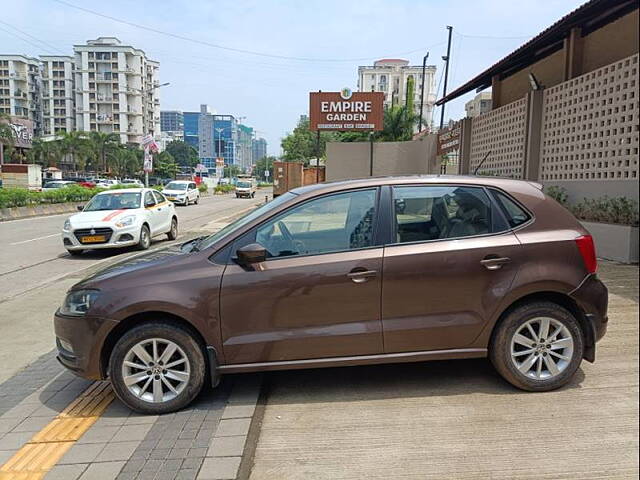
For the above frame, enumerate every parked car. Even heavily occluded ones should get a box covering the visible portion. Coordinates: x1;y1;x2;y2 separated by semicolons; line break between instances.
95;179;118;188
61;188;177;256
121;178;144;187
235;177;257;198
161;180;199;206
42;180;77;190
54;176;608;414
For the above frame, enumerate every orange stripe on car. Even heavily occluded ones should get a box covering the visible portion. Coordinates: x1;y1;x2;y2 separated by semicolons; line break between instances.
101;209;126;221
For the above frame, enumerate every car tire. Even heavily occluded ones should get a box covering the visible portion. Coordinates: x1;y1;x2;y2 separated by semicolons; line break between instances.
194;195;199;205
66;249;83;256
490;301;584;392
167;217;178;240
137;225;151;250
108;322;206;414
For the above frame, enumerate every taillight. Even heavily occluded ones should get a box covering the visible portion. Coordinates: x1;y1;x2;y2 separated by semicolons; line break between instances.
575;235;597;274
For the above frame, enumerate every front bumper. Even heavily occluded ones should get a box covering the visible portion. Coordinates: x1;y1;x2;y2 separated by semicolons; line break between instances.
62;224;141;250
54;310;118;380
570;273;609;362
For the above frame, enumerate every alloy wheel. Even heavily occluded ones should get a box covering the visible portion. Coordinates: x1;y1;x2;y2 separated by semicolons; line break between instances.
121;338;191;403
510;317;574;380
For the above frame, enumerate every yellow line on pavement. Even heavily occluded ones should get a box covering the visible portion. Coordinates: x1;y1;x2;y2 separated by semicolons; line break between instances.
0;382;114;480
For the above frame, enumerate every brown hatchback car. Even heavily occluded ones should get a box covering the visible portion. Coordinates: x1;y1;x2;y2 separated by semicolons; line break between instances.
55;176;608;413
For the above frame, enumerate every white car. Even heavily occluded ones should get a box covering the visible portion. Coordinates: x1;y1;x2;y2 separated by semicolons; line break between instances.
62;188;177;255
42;180;76;191
121;178;144;187
161;180;200;206
95;179;118;188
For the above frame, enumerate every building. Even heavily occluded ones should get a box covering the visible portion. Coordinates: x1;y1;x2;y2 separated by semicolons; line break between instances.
252;137;267;163
358;58;437;129
464;92;492;118
435;0;638;203
160;110;183;133
40;55;75;136
73;37;160;146
183;111;199;152
0;55;42;135
158;130;184;152
236;124;253;170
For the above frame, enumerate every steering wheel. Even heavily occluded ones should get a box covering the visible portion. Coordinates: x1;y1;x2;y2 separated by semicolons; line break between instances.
277;221;306;254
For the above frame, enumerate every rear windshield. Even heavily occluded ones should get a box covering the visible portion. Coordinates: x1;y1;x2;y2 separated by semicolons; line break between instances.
84;192;141;211
491;190;531;228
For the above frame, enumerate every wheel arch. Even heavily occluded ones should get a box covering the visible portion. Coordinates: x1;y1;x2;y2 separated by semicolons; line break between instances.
488;291;593;360
100;311;214;380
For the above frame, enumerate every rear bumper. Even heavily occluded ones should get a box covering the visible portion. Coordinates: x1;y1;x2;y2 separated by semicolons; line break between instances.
54;310;118;380
570;274;609;362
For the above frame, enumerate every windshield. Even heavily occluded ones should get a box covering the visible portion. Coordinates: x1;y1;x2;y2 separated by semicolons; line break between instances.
236;181;252;188
83;192;141;211
197;192;296;250
165;182;187;191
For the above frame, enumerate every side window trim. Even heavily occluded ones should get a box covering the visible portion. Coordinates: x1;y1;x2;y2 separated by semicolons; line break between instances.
483;186;510;233
145;191;156;206
387;184;503;247
230;187;382;263
488;188;534;231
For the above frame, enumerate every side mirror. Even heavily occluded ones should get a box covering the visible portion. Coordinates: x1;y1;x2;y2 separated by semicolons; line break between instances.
76;205;84;211
236;243;267;265
145;200;155;208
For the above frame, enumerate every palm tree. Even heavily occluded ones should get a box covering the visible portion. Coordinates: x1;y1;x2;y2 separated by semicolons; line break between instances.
28;138;62;167
57;131;92;173
110;146;141;178
377;105;418;142
88;131;120;174
0;112;15;163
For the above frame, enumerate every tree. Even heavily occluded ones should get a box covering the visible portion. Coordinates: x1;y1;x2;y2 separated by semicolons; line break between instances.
110;146;141;178
57;131;92;172
28;138;61;167
153;151;179;179
165;140;198;168
376;104;418;142
0;112;15;163
223;164;243;178
405;75;415;117
88;131;120;173
254;155;276;181
281;116;336;164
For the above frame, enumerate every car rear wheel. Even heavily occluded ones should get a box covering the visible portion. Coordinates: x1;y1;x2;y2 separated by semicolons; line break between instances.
137;225;151;250
490;301;583;391
109;322;206;414
167;217;178;240
194;195;199;205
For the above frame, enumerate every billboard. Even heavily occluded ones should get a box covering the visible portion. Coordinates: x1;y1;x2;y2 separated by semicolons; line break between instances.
1;117;34;149
437;121;461;155
309;88;384;132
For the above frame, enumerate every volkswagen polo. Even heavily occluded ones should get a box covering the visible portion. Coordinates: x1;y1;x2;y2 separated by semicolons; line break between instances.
54;176;608;413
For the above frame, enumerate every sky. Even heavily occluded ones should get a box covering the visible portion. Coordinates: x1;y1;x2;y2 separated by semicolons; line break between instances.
1;0;587;155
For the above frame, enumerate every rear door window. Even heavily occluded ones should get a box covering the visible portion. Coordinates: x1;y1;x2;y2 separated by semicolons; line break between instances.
491;190;531;228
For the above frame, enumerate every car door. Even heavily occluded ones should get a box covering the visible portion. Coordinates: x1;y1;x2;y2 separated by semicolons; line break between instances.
153;191;172;232
382;184;522;353
143;190;162;235
189;182;198;202
219;188;384;364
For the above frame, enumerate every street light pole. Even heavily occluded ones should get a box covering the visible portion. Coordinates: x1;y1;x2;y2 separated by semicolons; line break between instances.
439;26;453;130
418;52;429;132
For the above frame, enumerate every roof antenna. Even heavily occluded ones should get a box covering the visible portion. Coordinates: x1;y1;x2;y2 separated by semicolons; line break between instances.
473;151;491;175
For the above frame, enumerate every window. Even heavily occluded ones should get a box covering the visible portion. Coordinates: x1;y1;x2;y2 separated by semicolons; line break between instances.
392;186;492;243
255;189;377;258
144;191;156;207
152;191;165;204
491;190;531;228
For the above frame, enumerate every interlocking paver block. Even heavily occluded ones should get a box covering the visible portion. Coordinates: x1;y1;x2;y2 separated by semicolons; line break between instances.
197;456;241;480
111;423;153;442
95;440;140;462
214;418;251;437
221;404;256;420
59;442;105;464
79;460;126;480
44;463;88;480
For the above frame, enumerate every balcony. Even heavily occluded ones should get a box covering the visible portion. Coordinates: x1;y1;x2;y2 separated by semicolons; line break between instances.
96;114;114;123
96;95;115;102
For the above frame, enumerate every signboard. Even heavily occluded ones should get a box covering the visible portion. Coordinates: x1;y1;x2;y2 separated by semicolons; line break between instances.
143;148;153;173
437;121;461;155
1;117;34;149
195;163;207;173
309;88;384;132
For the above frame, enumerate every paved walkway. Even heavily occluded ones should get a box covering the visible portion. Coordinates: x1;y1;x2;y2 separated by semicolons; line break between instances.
249;262;639;479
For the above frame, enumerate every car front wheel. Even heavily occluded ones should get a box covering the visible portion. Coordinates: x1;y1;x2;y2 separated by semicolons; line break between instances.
108;322;206;414
167;217;178;240
137;225;151;250
490;301;583;391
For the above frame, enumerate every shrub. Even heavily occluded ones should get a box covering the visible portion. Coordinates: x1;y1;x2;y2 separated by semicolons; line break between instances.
198;183;208;193
545;186;568;206
214;184;235;194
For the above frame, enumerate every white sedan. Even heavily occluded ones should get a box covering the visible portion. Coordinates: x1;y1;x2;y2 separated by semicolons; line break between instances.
161;180;200;206
62;188;178;255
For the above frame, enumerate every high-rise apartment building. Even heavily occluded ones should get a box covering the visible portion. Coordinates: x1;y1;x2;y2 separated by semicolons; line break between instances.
160;110;183;133
0;55;43;135
236;124;253;170
252;137;267;163
40;55;75;136
358;58;437;129
464;91;492;118
73;37;160;146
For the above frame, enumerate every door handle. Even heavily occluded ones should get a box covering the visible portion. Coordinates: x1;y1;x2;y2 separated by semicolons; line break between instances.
347;269;377;283
480;256;511;271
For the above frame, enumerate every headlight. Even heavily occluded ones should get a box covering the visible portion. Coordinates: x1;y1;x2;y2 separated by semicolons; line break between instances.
60;290;100;316
63;219;71;231
115;215;136;228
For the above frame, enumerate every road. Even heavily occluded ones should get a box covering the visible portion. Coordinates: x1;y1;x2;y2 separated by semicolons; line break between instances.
0;193;266;303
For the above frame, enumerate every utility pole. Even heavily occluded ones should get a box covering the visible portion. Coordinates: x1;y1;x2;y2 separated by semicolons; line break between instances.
418;52;429;132
439;26;453;130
